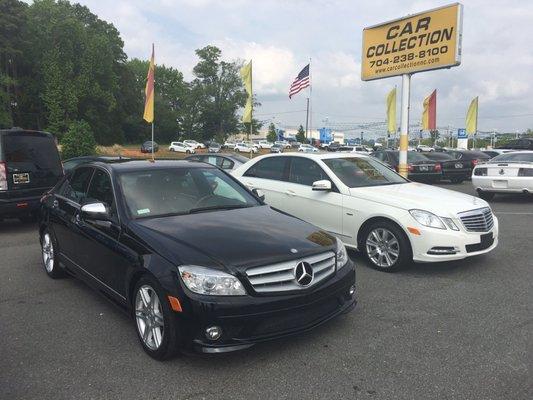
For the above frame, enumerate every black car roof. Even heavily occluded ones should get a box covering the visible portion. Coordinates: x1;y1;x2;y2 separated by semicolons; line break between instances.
0;128;55;138
86;159;213;172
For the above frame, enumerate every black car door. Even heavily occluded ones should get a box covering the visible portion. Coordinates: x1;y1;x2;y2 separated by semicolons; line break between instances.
50;167;94;264
76;168;129;299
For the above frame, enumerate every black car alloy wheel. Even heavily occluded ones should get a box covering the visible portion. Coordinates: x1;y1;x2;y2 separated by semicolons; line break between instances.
133;276;179;360
40;230;64;278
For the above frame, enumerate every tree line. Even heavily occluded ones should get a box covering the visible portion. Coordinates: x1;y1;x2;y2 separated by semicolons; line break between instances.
0;0;256;146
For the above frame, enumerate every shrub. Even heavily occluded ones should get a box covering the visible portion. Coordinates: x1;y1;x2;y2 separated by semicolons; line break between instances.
61;120;97;159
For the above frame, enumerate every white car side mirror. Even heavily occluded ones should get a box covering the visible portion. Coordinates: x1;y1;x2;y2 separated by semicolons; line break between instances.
312;180;332;191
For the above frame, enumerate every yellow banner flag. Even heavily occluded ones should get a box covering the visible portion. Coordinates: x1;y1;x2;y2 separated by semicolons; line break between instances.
386;87;396;134
466;96;478;134
240;60;252;123
143;44;155;123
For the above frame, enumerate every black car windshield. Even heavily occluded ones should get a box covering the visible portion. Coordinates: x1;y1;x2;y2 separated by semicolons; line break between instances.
491;153;533;163
323;157;408;188
118;167;259;218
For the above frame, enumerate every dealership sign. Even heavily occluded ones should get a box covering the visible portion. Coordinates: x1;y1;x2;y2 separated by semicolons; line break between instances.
361;3;463;81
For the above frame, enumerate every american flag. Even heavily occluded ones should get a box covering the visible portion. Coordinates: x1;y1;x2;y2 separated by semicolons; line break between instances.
289;64;310;99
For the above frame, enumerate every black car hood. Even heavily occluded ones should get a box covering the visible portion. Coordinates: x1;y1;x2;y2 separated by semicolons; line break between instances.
128;205;335;272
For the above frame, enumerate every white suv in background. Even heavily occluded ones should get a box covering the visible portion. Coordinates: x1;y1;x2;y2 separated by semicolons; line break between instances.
258;140;273;149
168;142;196;154
232;153;498;272
183;140;205;149
234;142;258;153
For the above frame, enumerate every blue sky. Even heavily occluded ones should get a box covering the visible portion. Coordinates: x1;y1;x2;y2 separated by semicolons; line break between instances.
74;0;533;135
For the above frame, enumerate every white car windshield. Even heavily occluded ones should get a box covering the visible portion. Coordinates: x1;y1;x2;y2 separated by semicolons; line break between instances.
323;157;408;188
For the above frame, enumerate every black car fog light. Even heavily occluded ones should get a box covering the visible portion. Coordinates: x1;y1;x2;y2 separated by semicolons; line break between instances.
349;285;356;296
205;326;222;341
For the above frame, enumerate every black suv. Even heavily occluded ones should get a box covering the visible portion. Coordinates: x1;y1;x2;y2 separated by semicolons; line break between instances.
0;128;63;221
39;159;356;359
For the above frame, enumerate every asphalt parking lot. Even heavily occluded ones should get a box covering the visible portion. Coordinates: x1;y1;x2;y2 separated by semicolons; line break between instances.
0;183;531;400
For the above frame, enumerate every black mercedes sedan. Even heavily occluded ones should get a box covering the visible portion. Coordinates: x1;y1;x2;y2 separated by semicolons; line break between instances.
39;160;356;359
371;150;442;182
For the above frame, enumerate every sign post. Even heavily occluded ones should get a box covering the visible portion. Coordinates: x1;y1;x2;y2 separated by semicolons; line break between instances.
361;3;463;177
398;73;411;176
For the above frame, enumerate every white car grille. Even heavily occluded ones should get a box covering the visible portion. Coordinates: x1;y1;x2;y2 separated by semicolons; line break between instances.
458;207;494;232
245;251;336;293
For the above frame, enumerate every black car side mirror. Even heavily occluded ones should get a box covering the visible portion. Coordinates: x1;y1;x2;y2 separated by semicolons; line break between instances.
80;202;110;221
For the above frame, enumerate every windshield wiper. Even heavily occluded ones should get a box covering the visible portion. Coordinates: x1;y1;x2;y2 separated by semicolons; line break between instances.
188;204;252;214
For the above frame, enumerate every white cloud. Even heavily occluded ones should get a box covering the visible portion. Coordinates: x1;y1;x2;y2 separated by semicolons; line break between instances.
71;0;533;132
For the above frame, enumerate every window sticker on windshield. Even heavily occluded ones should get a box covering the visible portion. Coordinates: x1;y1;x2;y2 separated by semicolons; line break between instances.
137;208;150;215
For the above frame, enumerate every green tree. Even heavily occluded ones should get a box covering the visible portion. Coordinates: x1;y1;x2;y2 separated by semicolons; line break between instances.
0;0;29;128
267;122;277;142
296;125;306;143
61;120;96;159
192;46;247;140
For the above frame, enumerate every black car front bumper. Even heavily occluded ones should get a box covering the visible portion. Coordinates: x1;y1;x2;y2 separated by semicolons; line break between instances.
175;262;356;353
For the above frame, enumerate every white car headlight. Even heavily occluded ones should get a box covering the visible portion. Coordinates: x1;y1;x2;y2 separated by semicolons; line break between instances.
178;265;246;296
336;238;349;269
409;209;446;230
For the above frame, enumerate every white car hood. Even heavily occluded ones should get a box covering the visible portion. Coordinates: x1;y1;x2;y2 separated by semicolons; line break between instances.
349;182;489;216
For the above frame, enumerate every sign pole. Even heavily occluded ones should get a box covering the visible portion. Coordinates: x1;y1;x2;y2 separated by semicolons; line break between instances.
398;73;411;178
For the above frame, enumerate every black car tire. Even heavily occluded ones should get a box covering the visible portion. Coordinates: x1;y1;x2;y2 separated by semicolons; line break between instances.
478;191;495;201
362;221;411;272
186;150;190;154
40;229;65;279
133;275;180;361
169;148;175;152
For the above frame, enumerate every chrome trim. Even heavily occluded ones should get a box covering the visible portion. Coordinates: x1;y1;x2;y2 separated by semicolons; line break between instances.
245;251;336;293
457;207;494;233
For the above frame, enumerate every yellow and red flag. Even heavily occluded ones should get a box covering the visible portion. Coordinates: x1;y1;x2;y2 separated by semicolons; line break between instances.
143;44;155;123
422;89;437;130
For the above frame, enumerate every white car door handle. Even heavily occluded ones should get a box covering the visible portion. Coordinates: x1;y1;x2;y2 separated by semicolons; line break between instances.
286;190;296;196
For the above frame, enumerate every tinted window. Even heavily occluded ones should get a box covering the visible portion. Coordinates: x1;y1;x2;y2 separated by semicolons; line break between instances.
62;167;94;202
118;167;258;218
4;134;61;171
324;157;407;188
86;169;114;209
289;157;328;186
243;157;289;181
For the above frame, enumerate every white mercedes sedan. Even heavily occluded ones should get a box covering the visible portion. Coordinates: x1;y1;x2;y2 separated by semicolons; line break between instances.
232;153;499;272
472;151;533;200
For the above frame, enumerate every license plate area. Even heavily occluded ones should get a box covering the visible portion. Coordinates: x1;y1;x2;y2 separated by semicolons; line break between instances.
455;163;463;168
419;165;429;171
13;173;30;184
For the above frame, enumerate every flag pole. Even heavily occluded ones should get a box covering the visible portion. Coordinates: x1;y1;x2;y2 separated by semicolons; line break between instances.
309;57;312;142
151;122;154;161
249;60;253;141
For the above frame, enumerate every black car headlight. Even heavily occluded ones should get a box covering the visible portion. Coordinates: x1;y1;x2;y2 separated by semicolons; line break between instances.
178;265;246;296
336;238;349;270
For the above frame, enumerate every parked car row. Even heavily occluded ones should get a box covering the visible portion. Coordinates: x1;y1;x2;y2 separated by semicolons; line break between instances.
2;128;523;363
